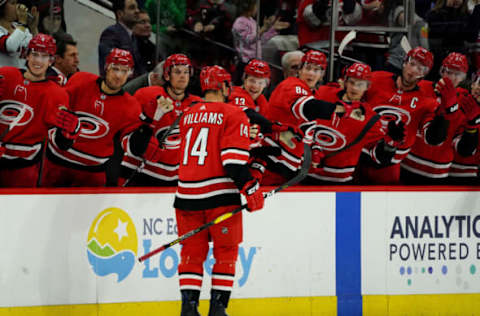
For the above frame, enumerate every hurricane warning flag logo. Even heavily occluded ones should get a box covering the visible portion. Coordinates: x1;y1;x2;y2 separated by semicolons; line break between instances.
87;207;138;282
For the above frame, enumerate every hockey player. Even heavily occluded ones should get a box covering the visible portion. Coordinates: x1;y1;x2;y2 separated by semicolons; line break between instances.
174;65;264;316
449;70;480;184
119;54;202;186
401;52;478;183
0;34;75;187
307;63;405;184
359;47;444;184
41;48;161;187
263;49;342;184
228;58;270;115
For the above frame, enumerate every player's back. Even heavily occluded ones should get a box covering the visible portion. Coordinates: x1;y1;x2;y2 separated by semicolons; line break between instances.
175;101;251;211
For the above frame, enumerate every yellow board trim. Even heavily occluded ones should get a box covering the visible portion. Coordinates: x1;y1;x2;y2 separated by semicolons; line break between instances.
364;294;480;316
0;296;337;316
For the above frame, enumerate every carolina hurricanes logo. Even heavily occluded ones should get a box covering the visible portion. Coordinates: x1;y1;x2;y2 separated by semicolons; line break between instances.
0;100;34;127
75;111;109;139
373;105;412;125
313;124;347;151
155;125;180;150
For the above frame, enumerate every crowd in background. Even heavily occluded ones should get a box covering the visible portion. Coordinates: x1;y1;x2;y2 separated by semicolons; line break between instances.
1;0;480;188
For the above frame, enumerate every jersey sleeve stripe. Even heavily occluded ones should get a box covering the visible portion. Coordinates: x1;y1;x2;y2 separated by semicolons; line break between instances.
292;95;314;121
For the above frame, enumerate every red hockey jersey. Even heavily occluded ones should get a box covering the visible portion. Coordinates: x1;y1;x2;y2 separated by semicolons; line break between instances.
47;72;142;169
121;86;202;182
401;82;467;178
227;86;269;116
174;101;251;211
264;77;314;174
0;66;69;164
312;86;386;182
364;71;438;164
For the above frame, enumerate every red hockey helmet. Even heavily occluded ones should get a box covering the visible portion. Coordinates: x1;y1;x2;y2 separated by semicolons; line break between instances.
406;47;434;71
105;48;134;69
345;63;372;81
163;54;193;78
28;33;56;56
200;66;231;91
442;52;468;73
301;50;327;69
244;59;271;79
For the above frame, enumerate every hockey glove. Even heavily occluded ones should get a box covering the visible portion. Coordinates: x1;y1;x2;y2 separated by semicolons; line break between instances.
460;93;480;129
241;179;264;212
435;77;458;115
335;100;355;118
385;120;405;144
49;108;79;134
249;159;267;183
143;136;165;162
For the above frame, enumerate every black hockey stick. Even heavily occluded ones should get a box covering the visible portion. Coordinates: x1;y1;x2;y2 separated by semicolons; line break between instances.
122;112;183;187
138;143;312;262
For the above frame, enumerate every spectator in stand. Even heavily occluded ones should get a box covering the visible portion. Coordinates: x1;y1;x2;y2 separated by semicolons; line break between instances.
281;50;304;79
41;49;161;187
36;0;64;35
467;0;480;70
0;0;38;67
98;0;145;78
358;47;448;185
385;0;429;75
133;9;155;72
187;0;236;71
0;34;73;187
297;0;362;50
123;60;164;95
47;32;78;86
425;0;480;80
144;0;186;59
401;53;478;184
306;63;405;184
231;0;289;85
449;69;480;184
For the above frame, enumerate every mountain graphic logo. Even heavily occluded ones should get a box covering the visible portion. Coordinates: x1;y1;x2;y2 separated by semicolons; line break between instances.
87;207;138;282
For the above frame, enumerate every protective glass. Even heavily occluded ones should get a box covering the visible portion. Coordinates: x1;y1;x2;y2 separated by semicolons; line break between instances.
30;51;50;62
346;78;369;90
109;64;132;76
406;57;429;76
441;67;467;82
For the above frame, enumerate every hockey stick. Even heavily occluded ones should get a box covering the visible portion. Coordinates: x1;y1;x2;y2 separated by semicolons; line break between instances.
338;30;357;57
138;143;312;262
122;100;179;187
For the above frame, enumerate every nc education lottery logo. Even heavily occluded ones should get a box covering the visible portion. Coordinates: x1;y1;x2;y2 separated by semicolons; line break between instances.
87;207;138;282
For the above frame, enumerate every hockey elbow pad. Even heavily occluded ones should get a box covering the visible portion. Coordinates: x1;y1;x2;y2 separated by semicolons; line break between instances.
303;98;337;121
425;115;449;146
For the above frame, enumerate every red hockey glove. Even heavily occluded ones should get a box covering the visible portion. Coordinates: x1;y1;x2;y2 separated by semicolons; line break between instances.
435;77;458;115
241;179;264;212
249;159;267;183
50;109;79;134
0;75;5;100
143;136;166;162
460;94;480;129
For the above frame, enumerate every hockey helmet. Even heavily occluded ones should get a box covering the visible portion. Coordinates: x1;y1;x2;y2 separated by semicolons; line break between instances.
244;59;271;79
345;63;372;81
105;48;134;69
442;52;468;73
28;33;56;56
406;47;434;72
301;50;327;69
163;54;193;78
200;65;231;92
